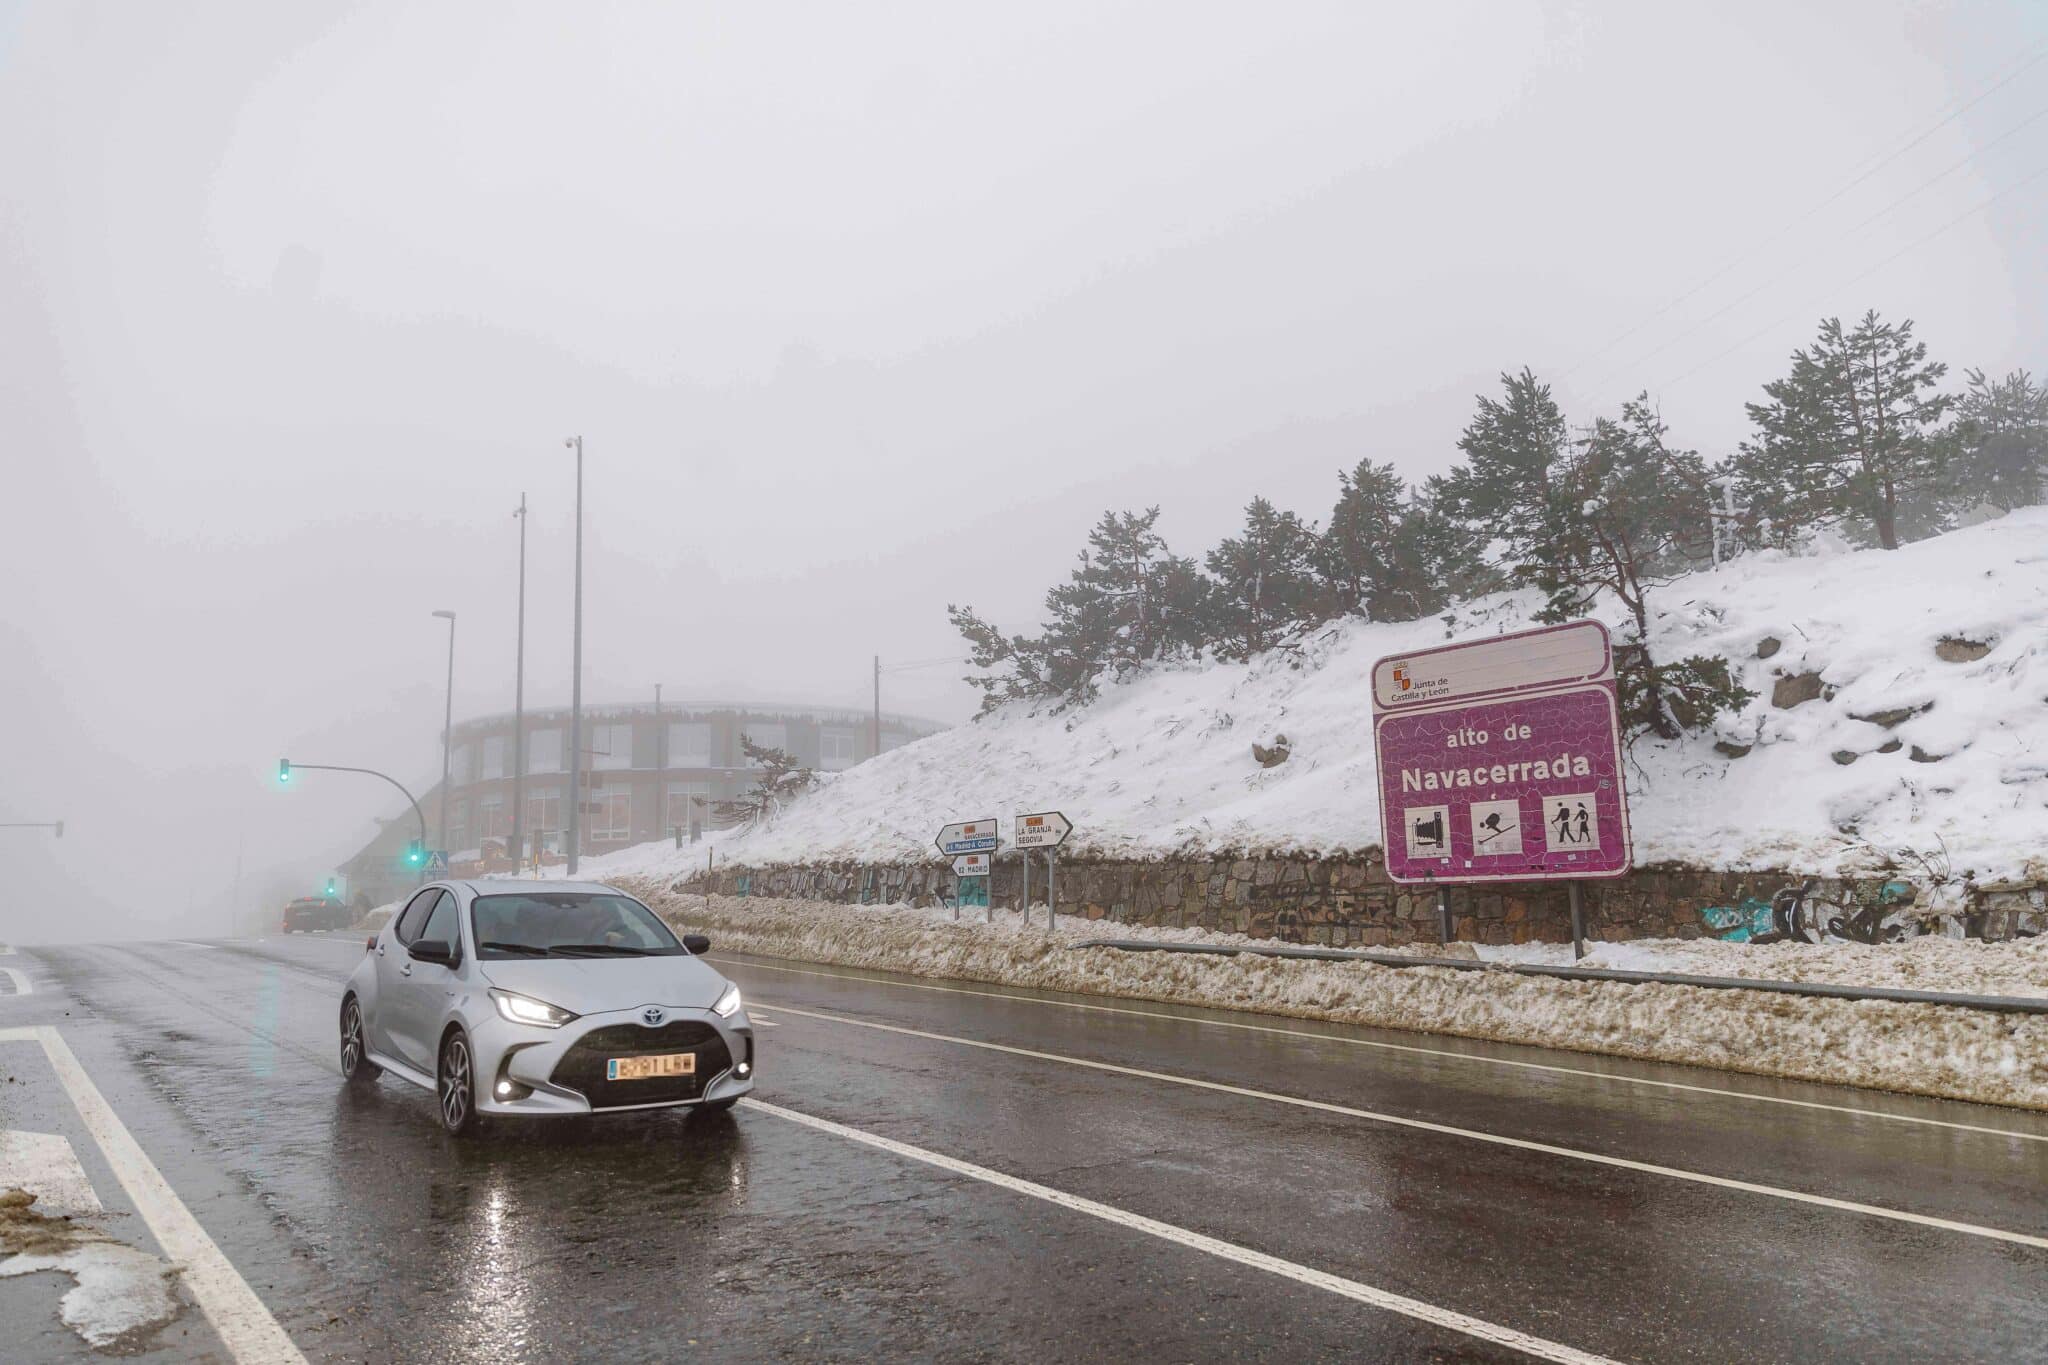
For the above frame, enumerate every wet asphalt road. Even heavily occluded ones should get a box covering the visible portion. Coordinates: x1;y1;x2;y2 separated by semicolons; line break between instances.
3;932;2047;1363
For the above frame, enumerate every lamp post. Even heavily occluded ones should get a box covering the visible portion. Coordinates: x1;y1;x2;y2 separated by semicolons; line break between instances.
433;609;457;853
564;436;585;876
510;494;528;871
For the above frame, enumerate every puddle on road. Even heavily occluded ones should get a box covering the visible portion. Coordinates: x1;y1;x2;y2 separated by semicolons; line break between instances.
0;1188;183;1348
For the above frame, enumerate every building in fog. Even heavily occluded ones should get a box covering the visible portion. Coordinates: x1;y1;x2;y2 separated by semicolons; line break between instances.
336;699;945;909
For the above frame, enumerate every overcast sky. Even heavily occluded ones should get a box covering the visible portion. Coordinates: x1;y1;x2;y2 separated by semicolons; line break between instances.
3;1;2044;941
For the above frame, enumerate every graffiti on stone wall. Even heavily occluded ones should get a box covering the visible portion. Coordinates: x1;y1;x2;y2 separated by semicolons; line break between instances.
1700;877;1924;944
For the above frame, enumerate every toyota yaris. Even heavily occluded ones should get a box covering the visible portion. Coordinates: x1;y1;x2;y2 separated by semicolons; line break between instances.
339;880;754;1134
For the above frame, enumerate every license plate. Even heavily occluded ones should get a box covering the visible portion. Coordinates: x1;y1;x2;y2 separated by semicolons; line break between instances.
607;1052;696;1081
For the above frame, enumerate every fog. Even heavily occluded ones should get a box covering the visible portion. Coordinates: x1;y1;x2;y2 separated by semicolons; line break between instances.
2;2;2042;943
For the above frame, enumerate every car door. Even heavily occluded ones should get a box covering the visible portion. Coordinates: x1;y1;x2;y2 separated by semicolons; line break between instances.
372;888;441;1063
388;889;462;1074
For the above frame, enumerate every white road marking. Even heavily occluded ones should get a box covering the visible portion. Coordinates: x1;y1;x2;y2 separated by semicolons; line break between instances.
750;1016;780;1027
758;1002;2048;1252
170;942;218;951
744;1097;1617;1365
0;1129;103;1215
0;1026;307;1364
0;966;31;996
712;956;2048;1145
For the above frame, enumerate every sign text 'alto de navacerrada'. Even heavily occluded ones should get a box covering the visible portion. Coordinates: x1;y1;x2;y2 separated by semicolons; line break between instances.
1370;619;1631;884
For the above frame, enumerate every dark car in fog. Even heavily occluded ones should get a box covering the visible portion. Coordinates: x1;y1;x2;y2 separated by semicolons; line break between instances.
283;896;350;934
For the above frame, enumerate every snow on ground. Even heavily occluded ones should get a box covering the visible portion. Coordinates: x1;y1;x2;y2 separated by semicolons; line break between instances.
595;509;2048;885
635;885;2048;1111
0;1190;180;1348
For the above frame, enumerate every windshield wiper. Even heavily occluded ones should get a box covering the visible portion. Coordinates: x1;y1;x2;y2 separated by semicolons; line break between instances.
479;941;552;956
549;943;656;956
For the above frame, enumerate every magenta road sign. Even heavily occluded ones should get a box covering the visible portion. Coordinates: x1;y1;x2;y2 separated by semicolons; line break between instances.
1372;620;1631;884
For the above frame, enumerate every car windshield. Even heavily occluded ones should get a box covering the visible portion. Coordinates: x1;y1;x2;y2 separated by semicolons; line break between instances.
471;892;683;959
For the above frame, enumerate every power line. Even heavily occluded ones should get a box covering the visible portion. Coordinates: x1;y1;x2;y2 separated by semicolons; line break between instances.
1562;42;2048;379
1654;158;2048;392
1586;101;2048;391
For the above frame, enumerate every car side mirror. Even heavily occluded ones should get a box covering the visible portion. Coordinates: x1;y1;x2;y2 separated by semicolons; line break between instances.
682;934;710;955
410;939;455;966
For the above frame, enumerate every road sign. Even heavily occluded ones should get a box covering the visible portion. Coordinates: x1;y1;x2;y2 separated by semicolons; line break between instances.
935;819;999;856
1372;620;1631;884
425;850;450;873
1012;811;1072;849
952;852;991;878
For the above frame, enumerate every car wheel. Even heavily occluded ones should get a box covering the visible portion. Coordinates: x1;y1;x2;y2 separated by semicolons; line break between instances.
340;998;381;1084
693;1097;738;1117
437;1030;480;1136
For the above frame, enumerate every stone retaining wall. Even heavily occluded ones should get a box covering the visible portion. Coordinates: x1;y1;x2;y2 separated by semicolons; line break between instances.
673;856;2048;946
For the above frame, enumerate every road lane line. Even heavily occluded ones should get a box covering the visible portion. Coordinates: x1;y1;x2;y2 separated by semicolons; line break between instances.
742;1097;1619;1365
0;1026;307;1363
711;956;2047;1145
1;966;31;996
757;1002;2048;1252
0;1129;103;1215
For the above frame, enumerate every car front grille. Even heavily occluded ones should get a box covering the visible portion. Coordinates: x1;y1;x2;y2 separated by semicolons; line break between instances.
550;1020;731;1110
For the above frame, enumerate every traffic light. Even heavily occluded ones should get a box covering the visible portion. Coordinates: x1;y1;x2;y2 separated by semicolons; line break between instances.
324;878;337;898
405;840;425;868
278;759;292;785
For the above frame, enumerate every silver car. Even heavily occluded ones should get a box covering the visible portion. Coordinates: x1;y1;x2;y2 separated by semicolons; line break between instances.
339;879;755;1134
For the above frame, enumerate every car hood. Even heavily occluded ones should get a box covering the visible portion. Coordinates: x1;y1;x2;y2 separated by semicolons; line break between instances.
477;954;731;1017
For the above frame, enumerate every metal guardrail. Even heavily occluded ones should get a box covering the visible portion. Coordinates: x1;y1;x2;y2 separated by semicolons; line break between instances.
1067;938;2048;1016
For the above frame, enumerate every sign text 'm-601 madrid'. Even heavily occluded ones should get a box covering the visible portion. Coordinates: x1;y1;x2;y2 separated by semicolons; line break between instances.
1371;619;1631;884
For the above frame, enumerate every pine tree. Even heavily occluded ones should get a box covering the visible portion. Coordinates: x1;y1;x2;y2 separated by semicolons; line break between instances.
1319;460;1486;622
950;508;1212;710
1435;368;1571;570
1557;398;1744;737
1205;497;1323;659
1730;311;1952;550
1946;367;2048;512
718;738;816;823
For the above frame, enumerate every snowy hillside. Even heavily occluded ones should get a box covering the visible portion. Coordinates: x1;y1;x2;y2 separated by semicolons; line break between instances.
609;509;2048;884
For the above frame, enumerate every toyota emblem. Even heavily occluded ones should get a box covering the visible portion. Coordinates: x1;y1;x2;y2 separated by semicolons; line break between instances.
640;1006;666;1027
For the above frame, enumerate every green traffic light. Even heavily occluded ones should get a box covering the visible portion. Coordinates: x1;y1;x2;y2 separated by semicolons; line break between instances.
278;759;291;784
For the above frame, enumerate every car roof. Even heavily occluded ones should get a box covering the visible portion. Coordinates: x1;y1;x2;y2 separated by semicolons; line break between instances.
457;878;623;896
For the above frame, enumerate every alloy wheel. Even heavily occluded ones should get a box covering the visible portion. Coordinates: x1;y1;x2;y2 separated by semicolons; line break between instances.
439;1035;472;1131
340;1002;363;1076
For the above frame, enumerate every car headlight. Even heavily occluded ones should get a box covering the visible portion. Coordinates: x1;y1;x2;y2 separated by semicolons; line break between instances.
491;989;577;1028
712;984;742;1018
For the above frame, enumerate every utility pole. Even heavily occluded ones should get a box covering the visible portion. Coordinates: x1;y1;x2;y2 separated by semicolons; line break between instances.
871;654;881;759
432;610;457;851
565;436;585;876
654;682;663;840
510;493;528;872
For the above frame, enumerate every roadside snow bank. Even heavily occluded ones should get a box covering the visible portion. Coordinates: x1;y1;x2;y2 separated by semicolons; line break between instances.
608;508;2048;884
1482;933;2048;999
635;884;2048;1111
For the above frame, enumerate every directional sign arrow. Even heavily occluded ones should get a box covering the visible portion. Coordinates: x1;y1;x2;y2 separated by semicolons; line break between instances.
1012;811;1072;849
952;853;991;877
935;819;1000;856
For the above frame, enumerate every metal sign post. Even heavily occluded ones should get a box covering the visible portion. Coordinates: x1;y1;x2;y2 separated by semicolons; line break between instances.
1569;881;1587;960
1014;812;1073;931
1370;620;1632;949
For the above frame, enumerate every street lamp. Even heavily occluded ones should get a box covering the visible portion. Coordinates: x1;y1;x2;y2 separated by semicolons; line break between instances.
433;609;457;855
510;494;528;872
564;436;584;875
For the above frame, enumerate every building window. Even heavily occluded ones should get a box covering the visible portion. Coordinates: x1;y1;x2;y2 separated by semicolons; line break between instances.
819;727;861;771
448;799;468;851
589;722;633;771
667;721;712;767
452;744;473;786
524;786;561;838
741;721;787;759
478;796;508;839
527;728;563;773
588;789;632;842
665;781;710;834
481;736;505;780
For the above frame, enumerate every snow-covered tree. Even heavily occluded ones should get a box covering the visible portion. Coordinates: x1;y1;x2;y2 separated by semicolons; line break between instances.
1205;497;1323;659
1729;311;1952;550
1945;367;2048;513
1319;459;1489;621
